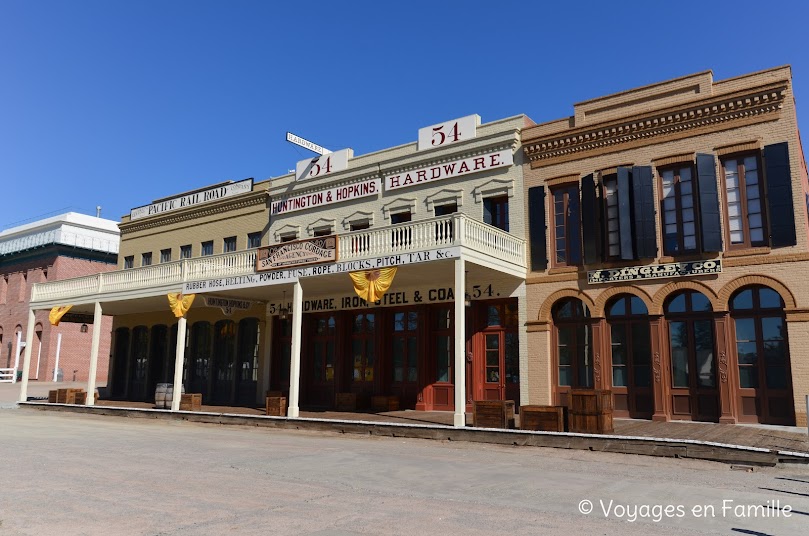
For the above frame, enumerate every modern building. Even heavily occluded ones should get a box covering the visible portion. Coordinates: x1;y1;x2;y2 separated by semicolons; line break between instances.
0;212;119;385
22;114;534;427
521;66;809;426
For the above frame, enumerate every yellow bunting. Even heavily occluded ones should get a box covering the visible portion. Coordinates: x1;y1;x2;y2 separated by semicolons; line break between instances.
349;267;397;303
167;293;195;318
48;305;73;326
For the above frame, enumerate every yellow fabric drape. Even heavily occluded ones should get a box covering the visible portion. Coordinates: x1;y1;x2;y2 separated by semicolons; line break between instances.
167;293;195;318
49;305;73;326
349;267;397;303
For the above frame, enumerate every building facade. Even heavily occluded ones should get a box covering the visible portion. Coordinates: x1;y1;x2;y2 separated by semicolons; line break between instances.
23;114;533;427
522;66;809;426
0;213;119;384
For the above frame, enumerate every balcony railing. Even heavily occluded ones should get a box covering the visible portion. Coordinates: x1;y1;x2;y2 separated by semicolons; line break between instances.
30;214;525;304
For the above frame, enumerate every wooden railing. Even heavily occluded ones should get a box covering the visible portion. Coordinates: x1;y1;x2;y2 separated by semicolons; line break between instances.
30;214;525;304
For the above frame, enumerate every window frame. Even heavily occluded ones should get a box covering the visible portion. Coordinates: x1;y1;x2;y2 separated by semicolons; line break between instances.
601;174;622;260
124;256;134;269
720;151;768;250
223;236;237;253
483;195;509;232
201;241;214;256
180;245;192;259
550;184;582;267
141;252;152;267
247;232;262;249
658;163;700;256
160;248;172;264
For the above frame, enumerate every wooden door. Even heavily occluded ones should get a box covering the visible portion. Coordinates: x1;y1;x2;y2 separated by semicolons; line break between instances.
304;315;336;408
389;309;419;408
668;318;719;422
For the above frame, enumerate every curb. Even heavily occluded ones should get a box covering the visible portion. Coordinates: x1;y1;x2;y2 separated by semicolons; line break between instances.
18;402;809;467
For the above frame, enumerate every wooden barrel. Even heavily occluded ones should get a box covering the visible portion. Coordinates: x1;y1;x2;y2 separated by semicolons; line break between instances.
154;383;170;409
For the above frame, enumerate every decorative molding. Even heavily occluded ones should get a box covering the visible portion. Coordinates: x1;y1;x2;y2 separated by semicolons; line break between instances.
306;218;336;237
547;266;580;275
714;140;762;156
786;308;809;322
544;174;581;188
273;224;301;242
599;163;634;176
523;82;787;168
341;210;374;231
526;320;551;332
424;188;464;212
652;153;696;167
721;252;809;267
653;352;661;383
721;246;771;258
527;272;582;284
382;197;418;220
472;177;514;203
719;351;728;384
593;352;601;384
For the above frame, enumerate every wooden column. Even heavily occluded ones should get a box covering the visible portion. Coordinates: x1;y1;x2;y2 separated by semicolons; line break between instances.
18;308;37;402
453;258;467;428
85;301;103;405
288;280;303;418
715;313;737;424
649;315;670;422
170;316;187;412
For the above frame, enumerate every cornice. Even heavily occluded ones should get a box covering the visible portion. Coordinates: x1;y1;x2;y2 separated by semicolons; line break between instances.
120;192;267;235
523;81;788;168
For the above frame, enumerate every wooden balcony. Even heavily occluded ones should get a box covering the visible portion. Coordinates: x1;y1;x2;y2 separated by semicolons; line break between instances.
30;214;525;306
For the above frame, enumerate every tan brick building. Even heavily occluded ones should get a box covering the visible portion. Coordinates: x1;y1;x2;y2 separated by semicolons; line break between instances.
521;66;809;426
0;213;119;385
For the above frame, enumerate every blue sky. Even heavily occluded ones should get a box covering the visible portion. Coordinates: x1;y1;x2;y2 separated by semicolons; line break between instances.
2;0;808;229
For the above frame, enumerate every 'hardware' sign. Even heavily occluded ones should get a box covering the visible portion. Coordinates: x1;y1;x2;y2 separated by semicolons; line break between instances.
588;259;722;284
257;236;338;271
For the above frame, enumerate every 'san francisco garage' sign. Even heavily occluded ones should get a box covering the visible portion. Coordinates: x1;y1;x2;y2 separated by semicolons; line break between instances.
588;259;722;284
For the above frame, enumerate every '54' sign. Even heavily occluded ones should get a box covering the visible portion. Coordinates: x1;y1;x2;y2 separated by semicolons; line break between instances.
295;148;353;181
417;114;480;151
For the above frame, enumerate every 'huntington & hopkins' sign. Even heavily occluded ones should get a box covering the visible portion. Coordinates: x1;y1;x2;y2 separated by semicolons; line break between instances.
588;259;722;284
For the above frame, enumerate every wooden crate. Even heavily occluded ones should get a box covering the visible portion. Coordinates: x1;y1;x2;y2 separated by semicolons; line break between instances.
266;396;287;417
265;390;283;398
48;390;57;403
180;393;202;412
520;405;567;432
473;400;516;429
371;395;400;412
335;393;356;412
74;391;100;405
569;389;613;434
56;388;83;404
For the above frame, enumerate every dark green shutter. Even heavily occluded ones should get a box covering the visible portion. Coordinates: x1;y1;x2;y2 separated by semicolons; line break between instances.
580;174;600;264
528;186;547;271
632;166;657;258
696;154;723;253
764;142;797;248
617;167;634;260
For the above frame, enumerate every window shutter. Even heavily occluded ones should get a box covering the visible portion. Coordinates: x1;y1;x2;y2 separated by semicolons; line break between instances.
696;153;722;253
483;198;493;226
631;166;657;258
617;167;634;260
528;186;547;271
580;174;601;264
763;142;797;248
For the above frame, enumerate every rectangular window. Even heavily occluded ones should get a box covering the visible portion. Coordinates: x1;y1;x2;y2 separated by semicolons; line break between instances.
313;228;331;237
141;252;152;266
124;256;134;269
391;211;412;225
223;236;237;253
483;196;509;231
350;220;370;231
659;165;699;255
180;245;192;259
280;234;297;242
435;203;458;216
201;241;213;256
247;232;261;249
722;153;767;248
551;185;582;266
602;175;621;259
160;249;172;263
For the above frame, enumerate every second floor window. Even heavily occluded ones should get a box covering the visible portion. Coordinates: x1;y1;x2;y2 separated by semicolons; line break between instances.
247;232;261;249
160;249;172;263
280;234;297;242
435;203;458;216
201;241;213;256
350;220;370;232
659;165;699;255
552;185;581;266
390;211;411;224
124;256;134;269
224;236;237;253
313;228;331;237
180;245;192;259
483;196;509;232
602;175;621;259
722;154;766;248
141;252;152;266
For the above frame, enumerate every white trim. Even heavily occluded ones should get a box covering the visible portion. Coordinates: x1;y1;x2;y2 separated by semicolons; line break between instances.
273;224;301;243
425;188;464;212
342;211;374;231
473;177;514;203
306;218;337;237
382;197;417;220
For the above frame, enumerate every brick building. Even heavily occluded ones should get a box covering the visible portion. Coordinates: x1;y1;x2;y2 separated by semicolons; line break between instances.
0;213;119;384
522;66;809;426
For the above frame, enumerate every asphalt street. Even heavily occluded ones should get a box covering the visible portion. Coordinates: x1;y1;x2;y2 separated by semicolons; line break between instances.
1;409;808;535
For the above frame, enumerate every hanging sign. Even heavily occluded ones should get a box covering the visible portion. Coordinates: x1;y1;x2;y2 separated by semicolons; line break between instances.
271;179;380;215
295;148;353;181
385;149;512;191
417;114;479;151
203;296;254;316
130;179;253;220
588;259;722;284
286;132;331;155
257;236;338;271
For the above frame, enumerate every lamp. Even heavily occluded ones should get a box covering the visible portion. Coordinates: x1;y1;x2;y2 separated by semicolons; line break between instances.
464;271;472;308
279;290;289;320
80;323;89;333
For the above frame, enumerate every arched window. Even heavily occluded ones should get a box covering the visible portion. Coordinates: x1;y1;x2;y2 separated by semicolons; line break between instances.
553;298;592;394
606;295;652;418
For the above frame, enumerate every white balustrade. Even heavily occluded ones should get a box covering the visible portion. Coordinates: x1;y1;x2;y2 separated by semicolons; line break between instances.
31;216;524;305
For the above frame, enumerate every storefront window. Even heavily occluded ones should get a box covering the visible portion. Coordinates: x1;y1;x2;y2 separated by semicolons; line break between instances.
553;299;592;389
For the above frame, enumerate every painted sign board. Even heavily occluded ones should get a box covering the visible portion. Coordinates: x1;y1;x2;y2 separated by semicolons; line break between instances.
286;132;331;155
588;259;722;284
295;148;353;181
256;236;338;271
271;178;380;215
385;149;512;191
130;179;253;220
203;296;254;316
417;114;480;151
